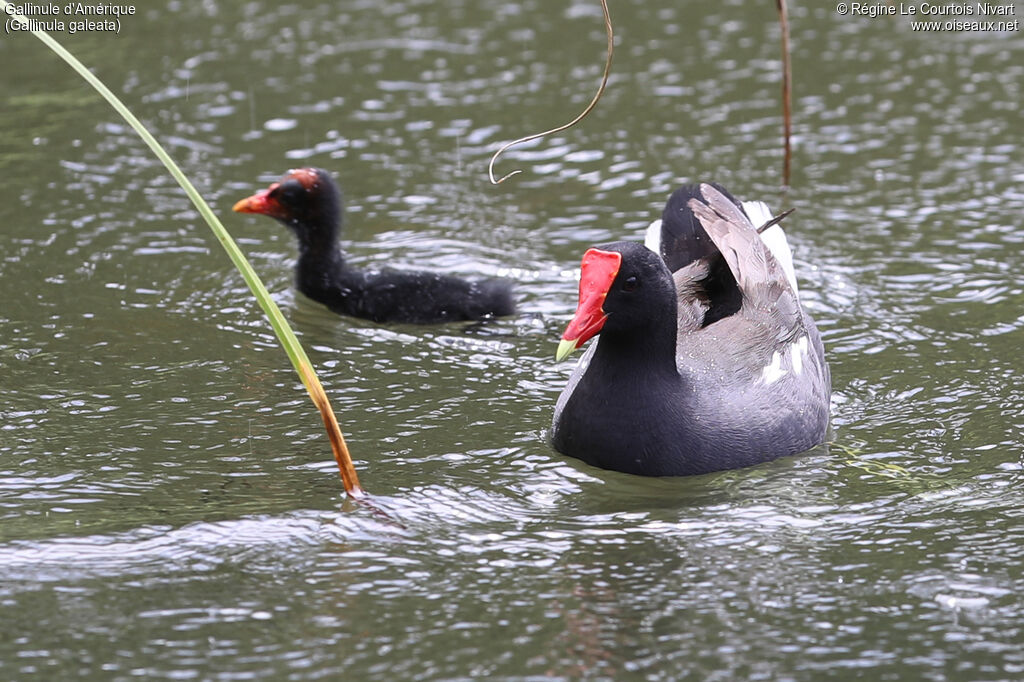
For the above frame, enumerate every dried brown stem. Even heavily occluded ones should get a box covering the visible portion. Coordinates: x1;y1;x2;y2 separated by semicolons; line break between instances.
777;0;793;188
756;207;796;234
298;363;363;498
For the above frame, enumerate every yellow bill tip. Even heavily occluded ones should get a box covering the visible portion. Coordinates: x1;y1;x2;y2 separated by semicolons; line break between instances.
555;338;578;362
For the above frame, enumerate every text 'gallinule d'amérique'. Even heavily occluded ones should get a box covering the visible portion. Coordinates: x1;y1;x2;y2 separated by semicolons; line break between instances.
234;168;515;324
551;183;831;476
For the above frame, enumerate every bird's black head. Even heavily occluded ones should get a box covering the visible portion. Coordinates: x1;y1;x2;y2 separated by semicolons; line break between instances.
557;241;676;361
233;167;342;246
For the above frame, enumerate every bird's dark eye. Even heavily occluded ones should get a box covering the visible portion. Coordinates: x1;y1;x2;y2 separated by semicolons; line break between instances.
622;276;639;292
276;179;305;204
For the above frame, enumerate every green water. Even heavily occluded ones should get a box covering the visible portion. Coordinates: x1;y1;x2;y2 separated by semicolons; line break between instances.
2;0;1022;679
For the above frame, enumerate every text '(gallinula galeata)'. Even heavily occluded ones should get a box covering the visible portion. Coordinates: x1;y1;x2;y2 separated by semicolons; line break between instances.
233;168;515;324
552;183;830;476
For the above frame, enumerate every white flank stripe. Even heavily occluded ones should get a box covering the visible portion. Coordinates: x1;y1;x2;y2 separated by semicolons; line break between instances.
761;350;787;385
762;337;810;385
790;336;808;376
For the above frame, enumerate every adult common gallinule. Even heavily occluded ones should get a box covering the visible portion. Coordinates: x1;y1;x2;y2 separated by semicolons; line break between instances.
234;168;515;323
551;183;830;476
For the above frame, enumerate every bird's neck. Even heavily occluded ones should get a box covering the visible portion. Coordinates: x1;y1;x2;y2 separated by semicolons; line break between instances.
297;237;344;271
293;233;364;302
593;312;679;381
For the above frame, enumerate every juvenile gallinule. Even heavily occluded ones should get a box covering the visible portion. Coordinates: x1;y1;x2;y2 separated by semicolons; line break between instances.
234;168;515;323
551;183;830;476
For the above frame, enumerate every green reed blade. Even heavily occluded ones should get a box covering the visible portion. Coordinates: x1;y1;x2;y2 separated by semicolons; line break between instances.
3;0;363;496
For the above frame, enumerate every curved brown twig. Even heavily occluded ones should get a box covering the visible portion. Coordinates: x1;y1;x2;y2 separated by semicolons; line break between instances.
488;0;614;185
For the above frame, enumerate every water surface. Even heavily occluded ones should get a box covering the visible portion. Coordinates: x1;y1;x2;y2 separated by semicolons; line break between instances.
2;0;1023;679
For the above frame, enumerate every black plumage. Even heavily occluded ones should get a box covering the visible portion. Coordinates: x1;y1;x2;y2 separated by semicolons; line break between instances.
234;168;514;324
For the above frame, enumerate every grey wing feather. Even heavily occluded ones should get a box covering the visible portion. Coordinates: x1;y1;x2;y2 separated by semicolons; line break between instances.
672;258;712;335
687;183;804;342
